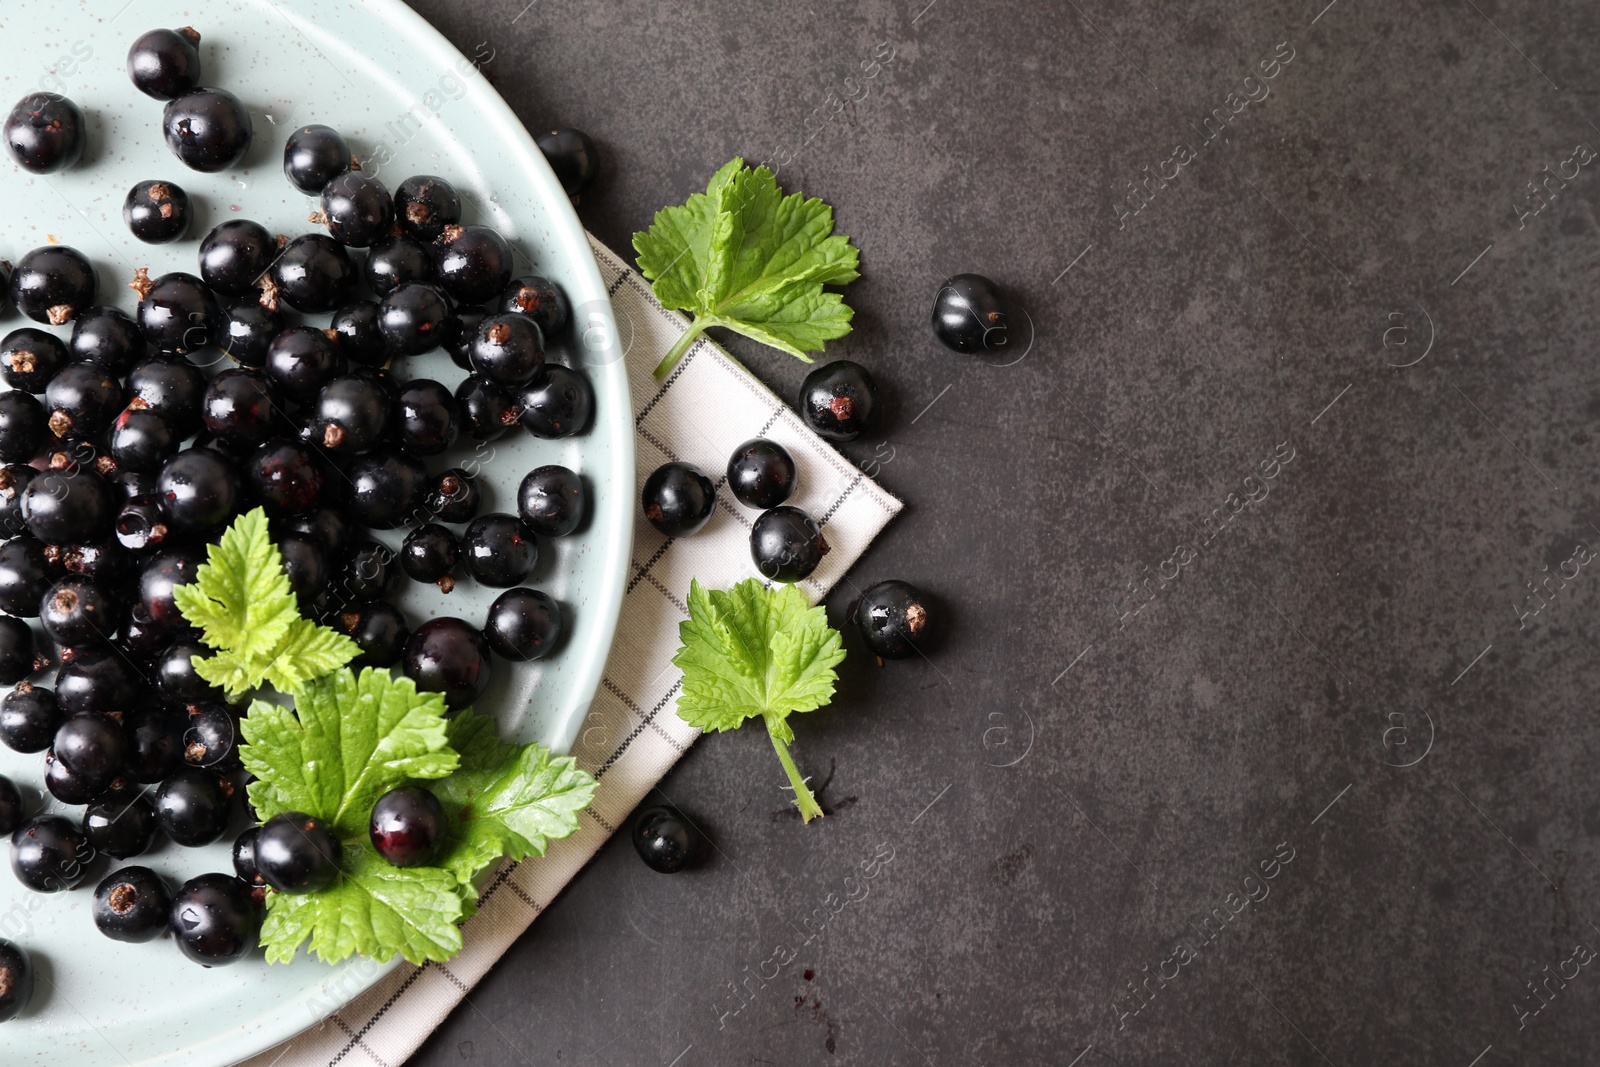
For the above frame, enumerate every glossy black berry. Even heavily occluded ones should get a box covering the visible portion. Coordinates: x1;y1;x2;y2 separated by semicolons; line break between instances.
394;175;461;241
170;872;260;966
433;224;512;305
0;328;65;393
110;405;179;473
0;682;58;753
364;234;433;297
24;469;115;542
0;464;34;535
116;493;172;551
271;234;356;313
347;450;425;529
726;439;796;509
154;769;233;847
518;365;593;438
127;27;202;99
54;713;127;789
5;92;85;174
931;273;1012;354
462;514;538;588
265;327;344;405
201;367;278;445
218;300;282;367
156;636;226;705
369;785;444;868
10;814;93;891
124;704;184;782
335;601;409;669
124;180;191;243
249;440;326;516
163;87;252;172
536;128;600;197
328;301;386;367
11;245;96;325
41;576;120;649
278;534;328;610
180;702;241;771
403;617;491;711
378;282;450;356
426;468;481;523
199;219;277;296
70;306;146;374
484;587;562;662
454;374;517;441
255;811;342;894
136;271;219;354
158;448;239;532
798;360;878;442
0;939;32;1021
320;171;392;248
232;827;265;887
84;795;159;861
137;548;204;640
631;806;709;873
278;505;353;561
401;523;459;590
55;649;137;716
43;749;96;805
341;542;398;603
128;358;205;435
312;374;390;452
0;775;21;837
641;462;714;537
45;363;123;439
93;865;170;943
470;314;544;386
442;305;487;371
517;465;584;536
0;393;44;462
751;506;828;583
283;124;350;195
387;379;456;457
499;276;570;338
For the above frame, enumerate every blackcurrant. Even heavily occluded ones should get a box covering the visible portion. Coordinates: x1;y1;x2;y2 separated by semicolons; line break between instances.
320;171;393;248
403;617;491;711
155;636;226;705
124;180;191;243
0;328;66;393
283;124;350;195
45;363;123;439
401;523;459;590
54;713;127;788
426;468;481;523
347;450;425;529
0;464;34;535
11;245;96;325
158;448;239;532
518;364;593;438
169;872;260;965
369;785;444;868
536;128;600;197
641;462;714;537
0;618;39;685
10;814;93;891
0;939;31;1022
93;865;171;942
138;546;205;636
469;313;544;386
312;374;390;452
0;392;44;462
249;439;326;516
124;704;184;782
329;301;387;367
232;827;265;888
931;273;1012;354
335;601;409;669
454;374;517;441
23;469;115;542
340;542;398;603
631;806;709;873
218;299;283;367
798;360;878;442
255;811;342;894
278;505;353;560
751;506;828;583
265;327;344;404
394;175;461;241
517;464;584;536
163;87;252;172
378;281;450;356
128;358;205;435
433;224;512;305
462;514;538;588
55;649;137;716
726;439;796;510
154;769;233;847
70;306;146;374
84;795;159;861
499;276;570;338
0;682;58;753
271;234;356;313
127;27;202;99
41;576;121;649
365;235;434;296
136;271;219;354
43;748;97;805
393;378;459;456
110;405;180;473
484;587;562;662
4;92;85;174
0;775;20;836
278;534;328;609
199;219;278;296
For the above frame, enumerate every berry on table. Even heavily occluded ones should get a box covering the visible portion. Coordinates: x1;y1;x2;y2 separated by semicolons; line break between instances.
0;328;66;393
4;92;86;173
461;513;538;588
484;587;562;662
499;275;570;338
123;180;192;243
433;224;512;305
83;794;159;860
0;682;57;753
536;128;600;197
163;87;252;172
271;234;357;313
518;364;593;438
726;438;796;510
931;273;1012;354
631;806;709;873
320;170;393;248
798;359;878;442
199;219;278;297
401;523;460;591
369;785;445;868
10;245;97;325
127;27;202;100
517;464;585;536
402;617;491;711
469;313;545;386
254;811;342;894
93;866;172;943
153;768;233;847
10;814;94;892
852;582;934;659
750;505;828;583
394;174;462;241
0;938;32;1021
641;462;714;537
283;124;351;194
169;872;261;966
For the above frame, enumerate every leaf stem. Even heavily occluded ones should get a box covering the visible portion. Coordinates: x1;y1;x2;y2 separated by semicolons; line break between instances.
653;320;709;380
766;719;824;823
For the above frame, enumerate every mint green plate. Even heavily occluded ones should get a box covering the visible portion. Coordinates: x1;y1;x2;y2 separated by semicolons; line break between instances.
0;2;632;1063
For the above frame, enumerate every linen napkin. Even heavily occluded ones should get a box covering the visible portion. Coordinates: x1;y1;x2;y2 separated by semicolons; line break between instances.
239;236;902;1067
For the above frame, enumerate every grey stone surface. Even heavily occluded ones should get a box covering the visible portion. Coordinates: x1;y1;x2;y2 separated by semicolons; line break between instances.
404;0;1600;1063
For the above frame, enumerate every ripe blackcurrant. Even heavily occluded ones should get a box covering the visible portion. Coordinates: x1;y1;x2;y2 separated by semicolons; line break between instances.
518;365;593;438
93;865;171;942
726;438;796;509
124;180;192;243
11;245;96;325
369;785;444;868
10;814;94;892
484;587;562;662
750;506;828;583
169;872;260;965
255;811;342;893
641;462;714;537
536;128;600;197
0;328;66;393
283;124;350;194
798;360;878;442
517;464;584;536
127;27;202;99
320;171;393;248
4;92;86;174
163;87;252;172
394;175;461;241
403;617;491;710
461;514;538;588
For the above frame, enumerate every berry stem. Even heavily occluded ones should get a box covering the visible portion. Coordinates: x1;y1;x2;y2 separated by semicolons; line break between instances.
653;320;709;380
766;716;824;823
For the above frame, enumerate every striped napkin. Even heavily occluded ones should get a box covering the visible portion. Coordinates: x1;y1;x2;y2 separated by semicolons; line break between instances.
239;236;902;1067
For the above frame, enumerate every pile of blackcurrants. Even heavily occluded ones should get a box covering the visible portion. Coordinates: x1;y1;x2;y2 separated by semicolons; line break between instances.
0;24;603;987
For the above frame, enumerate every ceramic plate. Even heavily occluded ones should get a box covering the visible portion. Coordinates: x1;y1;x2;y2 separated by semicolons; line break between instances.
0;1;632;1062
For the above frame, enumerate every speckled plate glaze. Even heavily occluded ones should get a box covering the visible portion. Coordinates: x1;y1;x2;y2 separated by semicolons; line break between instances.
0;1;631;1062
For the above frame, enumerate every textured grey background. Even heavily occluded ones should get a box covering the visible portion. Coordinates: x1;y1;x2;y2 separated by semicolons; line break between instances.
404;0;1600;1064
